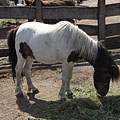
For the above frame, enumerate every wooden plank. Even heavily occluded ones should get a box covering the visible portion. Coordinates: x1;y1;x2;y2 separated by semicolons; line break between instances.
106;3;120;17
36;0;42;22
0;3;119;20
77;24;98;35
0;48;9;57
98;0;106;41
105;36;120;49
42;6;98;19
0;6;98;20
0;6;36;19
106;23;120;37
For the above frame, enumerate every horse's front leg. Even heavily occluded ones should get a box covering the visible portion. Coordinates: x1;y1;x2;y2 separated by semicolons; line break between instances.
59;62;74;100
66;62;74;97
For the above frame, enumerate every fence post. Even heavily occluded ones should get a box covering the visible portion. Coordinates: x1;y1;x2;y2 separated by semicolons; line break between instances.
36;0;42;22
98;0;106;41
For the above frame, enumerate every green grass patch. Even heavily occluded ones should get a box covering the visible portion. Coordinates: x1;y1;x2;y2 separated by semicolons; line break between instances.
0;57;9;64
0;19;28;28
28;85;120;120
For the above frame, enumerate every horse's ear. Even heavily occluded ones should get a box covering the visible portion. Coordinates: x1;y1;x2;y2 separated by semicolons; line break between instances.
108;65;120;81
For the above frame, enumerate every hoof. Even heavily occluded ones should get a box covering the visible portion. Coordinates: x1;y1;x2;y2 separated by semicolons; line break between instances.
60;98;67;102
16;92;24;98
67;92;73;99
33;89;39;94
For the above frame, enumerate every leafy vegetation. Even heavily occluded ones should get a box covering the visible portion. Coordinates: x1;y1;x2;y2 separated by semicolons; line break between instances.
28;85;120;120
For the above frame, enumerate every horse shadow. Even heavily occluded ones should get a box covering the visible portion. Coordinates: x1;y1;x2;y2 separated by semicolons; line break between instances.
16;94;47;118
16;93;120;119
98;95;120;114
16;93;97;119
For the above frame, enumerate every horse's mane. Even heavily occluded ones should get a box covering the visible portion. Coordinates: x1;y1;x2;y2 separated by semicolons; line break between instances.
56;21;98;64
95;42;120;80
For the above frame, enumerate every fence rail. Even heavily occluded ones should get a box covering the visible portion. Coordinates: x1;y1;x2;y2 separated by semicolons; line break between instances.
0;0;120;57
0;3;119;19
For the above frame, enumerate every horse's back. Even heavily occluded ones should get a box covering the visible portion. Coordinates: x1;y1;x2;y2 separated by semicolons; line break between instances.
15;22;70;64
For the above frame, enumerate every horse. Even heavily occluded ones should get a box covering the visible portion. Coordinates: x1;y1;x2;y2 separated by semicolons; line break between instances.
7;21;120;100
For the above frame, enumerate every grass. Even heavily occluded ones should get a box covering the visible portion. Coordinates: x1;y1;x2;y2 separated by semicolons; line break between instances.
0;57;9;64
28;85;120;120
0;19;28;28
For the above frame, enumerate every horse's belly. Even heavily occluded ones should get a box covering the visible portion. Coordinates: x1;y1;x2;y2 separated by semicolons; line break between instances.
29;37;66;64
36;56;60;64
33;49;62;64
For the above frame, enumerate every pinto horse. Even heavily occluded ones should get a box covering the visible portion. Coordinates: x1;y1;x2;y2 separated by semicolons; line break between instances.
7;21;119;100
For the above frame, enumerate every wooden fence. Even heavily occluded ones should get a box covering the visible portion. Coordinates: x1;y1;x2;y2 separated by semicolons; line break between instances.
0;0;120;57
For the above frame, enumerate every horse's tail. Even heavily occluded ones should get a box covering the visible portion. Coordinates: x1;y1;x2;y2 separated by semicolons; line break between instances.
7;27;18;81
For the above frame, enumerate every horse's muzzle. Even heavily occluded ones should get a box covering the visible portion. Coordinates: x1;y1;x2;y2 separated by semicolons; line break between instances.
96;89;108;96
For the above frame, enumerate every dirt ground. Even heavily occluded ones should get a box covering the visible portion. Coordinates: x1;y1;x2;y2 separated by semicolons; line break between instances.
0;61;96;120
0;0;120;120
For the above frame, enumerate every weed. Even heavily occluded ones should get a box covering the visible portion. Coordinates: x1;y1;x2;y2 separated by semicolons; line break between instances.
28;85;120;120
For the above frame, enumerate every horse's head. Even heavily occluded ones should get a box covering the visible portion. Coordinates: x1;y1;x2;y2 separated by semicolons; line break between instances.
93;67;110;96
93;65;119;96
93;42;120;96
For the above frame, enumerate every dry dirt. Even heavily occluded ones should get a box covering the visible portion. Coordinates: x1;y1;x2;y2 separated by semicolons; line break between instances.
0;0;120;120
0;61;96;120
0;60;119;120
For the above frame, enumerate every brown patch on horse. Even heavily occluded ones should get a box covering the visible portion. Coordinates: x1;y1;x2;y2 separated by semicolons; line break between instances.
67;51;82;63
19;42;35;59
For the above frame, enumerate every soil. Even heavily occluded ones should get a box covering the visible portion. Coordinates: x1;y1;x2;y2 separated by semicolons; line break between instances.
0;60;119;120
0;61;96;120
0;0;120;119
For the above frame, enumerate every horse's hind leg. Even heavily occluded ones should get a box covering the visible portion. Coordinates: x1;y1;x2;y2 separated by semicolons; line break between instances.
15;57;25;97
24;57;39;94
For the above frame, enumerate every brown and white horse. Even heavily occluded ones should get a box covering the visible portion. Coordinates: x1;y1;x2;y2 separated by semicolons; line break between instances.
7;21;119;100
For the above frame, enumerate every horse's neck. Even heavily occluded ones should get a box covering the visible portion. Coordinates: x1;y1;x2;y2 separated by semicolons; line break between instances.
74;29;98;64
